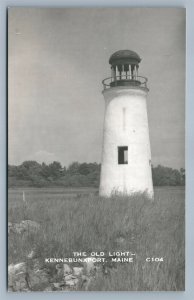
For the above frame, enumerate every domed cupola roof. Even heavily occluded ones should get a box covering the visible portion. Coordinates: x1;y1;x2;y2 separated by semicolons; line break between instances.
109;50;141;66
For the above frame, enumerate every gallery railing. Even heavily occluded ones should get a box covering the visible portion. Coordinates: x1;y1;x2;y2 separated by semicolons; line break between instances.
102;75;148;90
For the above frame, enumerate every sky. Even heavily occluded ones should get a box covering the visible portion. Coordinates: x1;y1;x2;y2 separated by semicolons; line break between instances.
8;7;185;169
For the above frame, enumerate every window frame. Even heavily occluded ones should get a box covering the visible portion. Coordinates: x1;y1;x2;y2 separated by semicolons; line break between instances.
118;146;128;165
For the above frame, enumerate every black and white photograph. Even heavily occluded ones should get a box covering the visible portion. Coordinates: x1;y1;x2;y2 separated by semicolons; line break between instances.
8;7;185;292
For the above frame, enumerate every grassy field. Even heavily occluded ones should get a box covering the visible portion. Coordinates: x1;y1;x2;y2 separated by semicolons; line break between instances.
8;187;185;291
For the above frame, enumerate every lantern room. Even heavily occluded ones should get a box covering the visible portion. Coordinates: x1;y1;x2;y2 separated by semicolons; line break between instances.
102;50;148;90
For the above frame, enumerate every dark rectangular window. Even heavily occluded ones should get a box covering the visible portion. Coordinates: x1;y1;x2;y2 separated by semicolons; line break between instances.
118;146;128;164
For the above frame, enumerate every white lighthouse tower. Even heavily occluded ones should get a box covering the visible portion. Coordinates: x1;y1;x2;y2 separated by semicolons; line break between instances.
99;50;153;198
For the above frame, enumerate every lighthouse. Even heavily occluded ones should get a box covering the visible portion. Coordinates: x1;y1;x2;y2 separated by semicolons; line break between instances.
99;50;153;198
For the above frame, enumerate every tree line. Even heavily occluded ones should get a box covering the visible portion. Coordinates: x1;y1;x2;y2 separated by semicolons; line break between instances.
8;161;185;188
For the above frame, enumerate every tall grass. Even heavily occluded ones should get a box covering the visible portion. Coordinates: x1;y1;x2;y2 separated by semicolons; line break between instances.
8;187;185;291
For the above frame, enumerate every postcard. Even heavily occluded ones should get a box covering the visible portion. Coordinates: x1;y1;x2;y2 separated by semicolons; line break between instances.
8;7;185;291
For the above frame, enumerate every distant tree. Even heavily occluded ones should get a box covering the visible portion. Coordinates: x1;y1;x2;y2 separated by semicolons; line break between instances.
15;165;29;180
78;163;91;175
152;165;184;186
48;161;63;179
8;160;184;188
86;171;100;187
40;162;50;179
21;161;40;169
67;162;80;175
16;161;41;180
8;165;18;177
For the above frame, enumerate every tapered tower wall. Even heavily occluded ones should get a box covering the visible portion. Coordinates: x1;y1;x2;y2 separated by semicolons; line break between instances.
99;86;153;198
